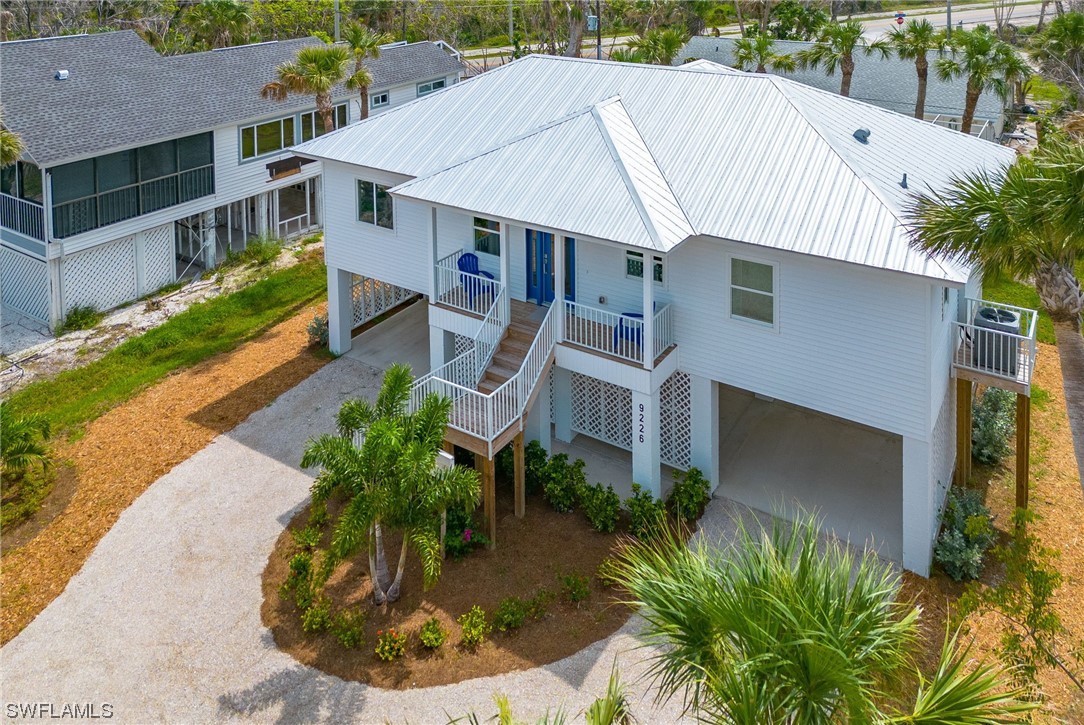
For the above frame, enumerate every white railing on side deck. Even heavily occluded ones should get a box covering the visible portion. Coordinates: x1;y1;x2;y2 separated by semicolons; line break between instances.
435;248;505;315
564;300;643;363
952;298;1038;389
653;304;674;361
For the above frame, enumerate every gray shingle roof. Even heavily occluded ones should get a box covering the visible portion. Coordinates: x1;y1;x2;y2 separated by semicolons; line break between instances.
677;36;1004;122
0;31;464;167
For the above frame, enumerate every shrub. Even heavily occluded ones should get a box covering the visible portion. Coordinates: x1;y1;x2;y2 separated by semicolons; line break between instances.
543;453;585;513
935;488;996;581
972;388;1016;465
301;596;332;633
291;525;321;551
375;628;407;661
282;551;314;609
308;500;329;528
668;467;710;523
0;404;51;480
560;573;591;603
494;596;529;632
626;483;666;540
307;313;329;349
524;440;548;493
457;605;492;648
596;557;623;588
580;482;621;533
331;607;367;648
525;588;556;619
443;507;490;560
232;235;282;266
58;305;104;335
419;616;448;649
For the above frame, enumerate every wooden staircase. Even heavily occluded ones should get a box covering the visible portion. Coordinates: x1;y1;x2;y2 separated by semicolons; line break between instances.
477;301;543;395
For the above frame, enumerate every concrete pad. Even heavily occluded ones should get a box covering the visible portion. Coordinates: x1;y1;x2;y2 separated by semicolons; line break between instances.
342;300;430;376
549;431;680;501
717;386;904;562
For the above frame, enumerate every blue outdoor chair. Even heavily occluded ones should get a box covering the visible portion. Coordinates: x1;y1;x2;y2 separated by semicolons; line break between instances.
613;312;643;354
457;252;496;308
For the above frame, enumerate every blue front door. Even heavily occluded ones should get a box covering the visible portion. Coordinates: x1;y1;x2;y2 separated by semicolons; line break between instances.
526;229;574;305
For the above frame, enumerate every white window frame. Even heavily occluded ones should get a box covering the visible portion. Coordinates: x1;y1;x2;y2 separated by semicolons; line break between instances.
239;115;295;161
299;103;348;142
417;78;447;97
727;254;778;329
625;250;664;285
356;179;395;230
473;216;501;256
370;91;390;109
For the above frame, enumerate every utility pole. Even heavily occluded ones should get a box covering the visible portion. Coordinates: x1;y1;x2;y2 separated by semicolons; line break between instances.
334;0;340;42
508;0;514;47
946;0;953;38
596;0;602;60
402;1;407;41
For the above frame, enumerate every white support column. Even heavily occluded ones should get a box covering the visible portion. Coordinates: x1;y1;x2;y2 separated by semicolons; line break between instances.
327;266;353;355
902;436;934;576
689;374;720;493
499;222;511;289
134;230;147;296
553;366;573;443
429;206;439;304
201;210;217;268
429;326;450;373
553;233;565;340
257;193;270;236
642;258;655;370
632;387;662;496
525;371;552;453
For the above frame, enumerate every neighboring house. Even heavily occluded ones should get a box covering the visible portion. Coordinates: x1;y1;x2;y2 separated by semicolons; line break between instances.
295;55;1037;576
676;36;1006;141
0;31;463;329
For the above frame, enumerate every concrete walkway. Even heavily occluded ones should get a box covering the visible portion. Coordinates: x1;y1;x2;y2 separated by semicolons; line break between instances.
0;354;704;724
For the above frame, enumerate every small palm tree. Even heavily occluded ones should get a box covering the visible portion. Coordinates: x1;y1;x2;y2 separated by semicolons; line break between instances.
886;18;947;119
261;45;355;137
608;47;645;63
628;27;689;66
342;24;388;120
616;513;1032;722
0;404;51;480
936;25;1030;135
1;108;24;167
733;32;796;73
185;0;251;49
301;364;480;604
798;18;890;97
1029;11;1084;109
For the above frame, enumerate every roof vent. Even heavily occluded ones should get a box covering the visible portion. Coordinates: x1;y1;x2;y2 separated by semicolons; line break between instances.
55;69;69;80
853;128;870;144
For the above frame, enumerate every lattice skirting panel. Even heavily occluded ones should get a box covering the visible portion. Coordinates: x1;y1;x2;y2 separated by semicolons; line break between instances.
351;275;416;327
570;372;633;451
0;246;50;322
63;235;137;313
142;223;175;294
453;333;474;359
659;370;692;470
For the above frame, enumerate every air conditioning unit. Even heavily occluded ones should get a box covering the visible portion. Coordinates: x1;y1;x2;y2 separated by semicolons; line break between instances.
972;306;1019;376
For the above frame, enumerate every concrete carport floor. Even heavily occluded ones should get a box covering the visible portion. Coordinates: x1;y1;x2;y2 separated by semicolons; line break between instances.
716;385;905;563
341;299;431;376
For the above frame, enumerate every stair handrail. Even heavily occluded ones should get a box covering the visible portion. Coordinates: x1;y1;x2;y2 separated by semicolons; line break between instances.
488;302;557;439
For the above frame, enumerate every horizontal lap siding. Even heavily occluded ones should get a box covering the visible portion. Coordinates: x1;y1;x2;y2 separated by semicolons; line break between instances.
573;240;671;312
212;123;321;207
668;237;930;440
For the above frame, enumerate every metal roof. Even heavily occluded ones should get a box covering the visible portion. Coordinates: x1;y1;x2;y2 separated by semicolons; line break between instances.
677;36;1004;122
0;31;464;167
297;54;1015;283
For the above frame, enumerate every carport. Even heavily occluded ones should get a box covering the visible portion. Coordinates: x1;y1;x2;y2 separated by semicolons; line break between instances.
717;384;904;562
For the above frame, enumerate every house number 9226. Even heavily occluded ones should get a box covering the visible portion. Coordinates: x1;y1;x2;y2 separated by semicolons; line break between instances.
638;403;645;443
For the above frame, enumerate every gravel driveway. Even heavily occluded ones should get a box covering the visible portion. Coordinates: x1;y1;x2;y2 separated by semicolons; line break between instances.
1;356;695;724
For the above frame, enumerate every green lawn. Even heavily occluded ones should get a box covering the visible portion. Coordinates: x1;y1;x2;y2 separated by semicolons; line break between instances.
5;257;327;434
982;261;1084;345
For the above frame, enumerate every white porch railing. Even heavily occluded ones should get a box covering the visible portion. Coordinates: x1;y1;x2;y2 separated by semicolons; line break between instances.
0;193;45;241
564;300;675;365
953;298;1038;390
927;114;995;142
435;248;504;315
277;212;315;239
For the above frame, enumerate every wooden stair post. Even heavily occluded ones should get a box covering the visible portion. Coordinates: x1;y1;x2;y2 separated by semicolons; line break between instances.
955;378;972;486
514;432;526;518
1016;392;1031;511
475;453;496;548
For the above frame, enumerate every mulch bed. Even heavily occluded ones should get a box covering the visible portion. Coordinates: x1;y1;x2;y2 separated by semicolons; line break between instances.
263;485;635;689
902;341;1084;721
0;303;330;645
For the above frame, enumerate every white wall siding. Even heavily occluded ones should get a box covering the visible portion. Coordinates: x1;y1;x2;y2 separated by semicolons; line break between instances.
667;236;930;440
212;123;321;207
573;239;671;312
508;224;527;300
929;375;955;536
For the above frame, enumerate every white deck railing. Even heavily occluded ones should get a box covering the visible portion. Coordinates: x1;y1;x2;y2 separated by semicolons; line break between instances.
953;298;1038;389
0;193;45;241
564;300;675;365
653;304;674;361
435;248;504;316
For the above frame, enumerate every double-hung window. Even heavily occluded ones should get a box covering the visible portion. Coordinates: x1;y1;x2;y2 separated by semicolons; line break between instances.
730;257;776;326
473;217;500;256
357;180;394;229
625;250;663;284
370;92;389;109
417;78;446;97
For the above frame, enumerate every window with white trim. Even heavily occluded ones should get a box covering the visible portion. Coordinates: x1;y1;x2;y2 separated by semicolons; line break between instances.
417;78;446;97
370;91;389;109
240;115;295;160
299;104;348;142
357;180;394;229
730;257;775;325
625;250;663;283
473;217;500;256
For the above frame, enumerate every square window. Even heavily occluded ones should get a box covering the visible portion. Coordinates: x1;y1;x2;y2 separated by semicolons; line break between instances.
473;217;500;255
730;257;775;326
370;92;389;108
625;250;663;283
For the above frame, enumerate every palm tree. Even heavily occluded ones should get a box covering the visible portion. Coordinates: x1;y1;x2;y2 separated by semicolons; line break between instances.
615;513;1032;722
628;27;689;65
0;404;50;480
1029;11;1084;110
184;0;250;49
261;45;357;137
936;25;1030;136
341;24;388;120
0;110;24;168
798;19;890;97
733;32;796;73
301;364;480;604
886;18;947;119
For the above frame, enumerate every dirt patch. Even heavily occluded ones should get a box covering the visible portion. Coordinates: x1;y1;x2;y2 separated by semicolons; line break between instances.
263;487;634;688
907;341;1084;722
0;303;330;645
2;462;78;550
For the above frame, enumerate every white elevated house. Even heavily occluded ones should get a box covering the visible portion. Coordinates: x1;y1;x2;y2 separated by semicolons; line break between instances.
0;31;463;329
677;36;1008;142
295;55;1037;576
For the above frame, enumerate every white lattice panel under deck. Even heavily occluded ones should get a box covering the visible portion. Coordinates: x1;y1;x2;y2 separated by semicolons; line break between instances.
351;275;415;327
570;372;633;451
659;370;692;470
454;333;474;359
0;246;49;322
142;223;175;294
63;236;137;312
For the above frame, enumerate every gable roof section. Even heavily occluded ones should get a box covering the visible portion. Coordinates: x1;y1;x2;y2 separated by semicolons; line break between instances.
298;54;1014;283
0;32;464;167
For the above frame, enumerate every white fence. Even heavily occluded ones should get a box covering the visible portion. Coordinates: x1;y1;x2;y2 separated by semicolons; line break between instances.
351;275;416;327
0;246;49;322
